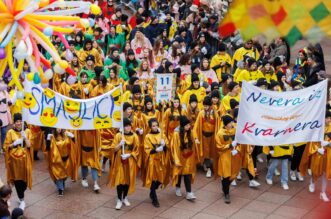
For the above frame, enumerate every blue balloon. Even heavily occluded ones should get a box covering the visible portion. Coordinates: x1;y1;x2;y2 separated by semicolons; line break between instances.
43;27;53;37
33;73;41;84
88;18;95;27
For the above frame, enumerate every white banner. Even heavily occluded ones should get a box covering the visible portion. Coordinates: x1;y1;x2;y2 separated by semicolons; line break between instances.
22;81;122;130
154;73;177;104
235;80;327;145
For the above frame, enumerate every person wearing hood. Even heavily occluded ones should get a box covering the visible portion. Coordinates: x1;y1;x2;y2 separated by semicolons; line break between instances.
109;118;140;210
182;94;199;127
143;118;169;208
215;115;241;204
162;95;182;144
193;96;219;178
210;43;232;81
171;115;197;201
221;81;241;112
182;72;206;110
78;39;103;67
142;96;161;134
3;113;32;210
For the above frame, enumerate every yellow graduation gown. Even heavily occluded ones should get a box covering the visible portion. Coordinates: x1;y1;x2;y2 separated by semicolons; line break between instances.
171;129;197;186
28;125;45;152
108;132;140;195
193;110;218;162
182;87;206;110
143;132;169;188
300;125;331;181
162;108;181;144
4;129;33;189
215;127;241;180
48;134;78;181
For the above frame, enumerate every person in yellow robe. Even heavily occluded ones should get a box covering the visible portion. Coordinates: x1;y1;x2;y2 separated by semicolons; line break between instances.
90;77;114;174
215;115;241;204
171;116;197;200
231;109;260;187
106;66;125;87
59;76;84;99
142;96;161;134
259;60;277;83
236;58;265;84
182;74;206;110
78;39;103;67
144;118;169;207
91;75;114;97
78;72;94;99
182;94;199;127
232;40;260;71
193;96;219;178
28;125;45;161
211;90;223;118
127;85;146;176
3;113;32;210
108;118;140;210
221;82;241;113
162;95;182;144
47;129;76;196
77;77;103;193
299;111;331;202
210;43;232;81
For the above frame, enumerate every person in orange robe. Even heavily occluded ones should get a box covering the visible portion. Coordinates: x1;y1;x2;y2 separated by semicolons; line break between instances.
193;96;219;178
171;116;197;200
143;118;169;207
108;118;140;210
215;115;241;204
3;113;33;210
47;128;77;196
300;111;331;202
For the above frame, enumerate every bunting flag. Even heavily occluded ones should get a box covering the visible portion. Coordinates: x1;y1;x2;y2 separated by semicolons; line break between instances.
219;0;331;45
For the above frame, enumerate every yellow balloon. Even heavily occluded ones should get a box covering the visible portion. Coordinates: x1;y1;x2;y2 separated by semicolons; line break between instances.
27;73;34;81
80;19;90;28
58;60;68;69
90;4;101;15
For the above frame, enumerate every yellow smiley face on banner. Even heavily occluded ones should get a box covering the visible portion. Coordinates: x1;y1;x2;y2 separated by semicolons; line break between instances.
23;92;36;109
64;100;80;114
70;116;83;128
94;114;112;129
40;108;58;126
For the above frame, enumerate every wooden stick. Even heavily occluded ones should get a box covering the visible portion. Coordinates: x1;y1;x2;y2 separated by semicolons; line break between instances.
120;83;125;155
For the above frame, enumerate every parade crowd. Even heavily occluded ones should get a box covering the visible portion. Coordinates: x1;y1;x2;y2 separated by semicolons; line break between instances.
0;0;330;217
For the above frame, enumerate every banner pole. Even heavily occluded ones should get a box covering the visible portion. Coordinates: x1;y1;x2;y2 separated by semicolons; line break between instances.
120;83;125;155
